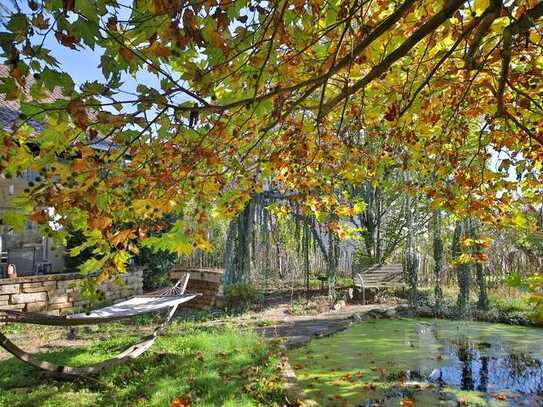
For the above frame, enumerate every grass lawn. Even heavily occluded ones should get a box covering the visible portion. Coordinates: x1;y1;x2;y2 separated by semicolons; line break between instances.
0;318;288;407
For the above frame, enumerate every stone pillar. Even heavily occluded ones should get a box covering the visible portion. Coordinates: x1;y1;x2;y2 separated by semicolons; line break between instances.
169;267;223;310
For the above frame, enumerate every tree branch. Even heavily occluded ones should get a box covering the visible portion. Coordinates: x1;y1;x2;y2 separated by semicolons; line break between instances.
497;1;543;116
321;0;468;116
465;0;502;69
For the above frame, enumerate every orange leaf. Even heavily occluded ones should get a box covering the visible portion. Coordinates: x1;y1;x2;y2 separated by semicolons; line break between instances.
73;159;88;172
169;397;191;407
119;47;133;63
109;229;136;246
28;210;47;224
88;215;113;230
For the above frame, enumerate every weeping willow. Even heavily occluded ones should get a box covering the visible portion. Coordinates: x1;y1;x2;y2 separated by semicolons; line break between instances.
224;198;256;286
217;190;351;297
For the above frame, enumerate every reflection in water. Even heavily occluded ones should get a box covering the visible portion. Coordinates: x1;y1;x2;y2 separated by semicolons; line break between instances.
478;355;488;392
457;339;474;390
427;335;543;399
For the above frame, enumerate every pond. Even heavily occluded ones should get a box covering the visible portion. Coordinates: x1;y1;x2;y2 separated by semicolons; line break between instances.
288;318;543;406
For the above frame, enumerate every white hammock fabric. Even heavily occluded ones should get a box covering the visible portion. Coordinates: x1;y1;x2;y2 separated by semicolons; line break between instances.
70;293;198;320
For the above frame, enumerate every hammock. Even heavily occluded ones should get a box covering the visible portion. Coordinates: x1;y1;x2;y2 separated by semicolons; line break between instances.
0;273;200;377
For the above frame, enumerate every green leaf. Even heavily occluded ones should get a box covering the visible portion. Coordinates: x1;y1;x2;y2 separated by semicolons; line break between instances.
141;221;194;255
2;210;26;232
7;13;29;36
79;257;105;275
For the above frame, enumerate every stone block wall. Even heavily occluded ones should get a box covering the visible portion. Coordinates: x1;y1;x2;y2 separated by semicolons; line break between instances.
0;269;143;315
169;267;223;310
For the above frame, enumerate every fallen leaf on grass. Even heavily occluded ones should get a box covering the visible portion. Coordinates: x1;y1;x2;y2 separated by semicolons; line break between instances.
401;399;415;407
340;373;354;383
169;397;191;407
292;363;305;370
195;351;204;362
457;397;469;406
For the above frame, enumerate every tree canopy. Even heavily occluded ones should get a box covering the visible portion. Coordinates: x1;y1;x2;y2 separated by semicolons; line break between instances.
0;0;542;288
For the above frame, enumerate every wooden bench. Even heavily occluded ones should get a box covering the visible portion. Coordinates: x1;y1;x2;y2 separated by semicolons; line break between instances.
353;263;405;304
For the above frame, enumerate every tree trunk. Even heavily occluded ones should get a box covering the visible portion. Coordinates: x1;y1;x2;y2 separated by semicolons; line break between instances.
470;219;489;311
303;218;310;300
405;194;418;307
327;226;339;303
453;219;470;317
432;210;444;314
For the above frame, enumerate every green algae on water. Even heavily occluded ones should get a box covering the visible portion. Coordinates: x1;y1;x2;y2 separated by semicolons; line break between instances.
288;318;543;406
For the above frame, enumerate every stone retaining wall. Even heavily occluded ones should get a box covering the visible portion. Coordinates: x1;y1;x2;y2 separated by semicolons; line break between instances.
169;267;223;310
0;269;143;315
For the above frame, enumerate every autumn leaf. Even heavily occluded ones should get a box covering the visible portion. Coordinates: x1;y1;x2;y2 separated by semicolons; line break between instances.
119;47;133;63
169;397;191;407
66;98;89;129
474;0;489;15
55;30;78;49
148;42;171;58
31;13;49;29
88;215;113;230
28;210;47;224
62;0;75;13
109;229;136;247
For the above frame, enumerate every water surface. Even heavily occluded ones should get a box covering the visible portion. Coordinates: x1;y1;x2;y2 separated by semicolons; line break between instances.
288;318;543;406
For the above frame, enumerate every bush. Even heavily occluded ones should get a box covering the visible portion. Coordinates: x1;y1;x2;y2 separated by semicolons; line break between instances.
135;247;177;289
224;283;262;306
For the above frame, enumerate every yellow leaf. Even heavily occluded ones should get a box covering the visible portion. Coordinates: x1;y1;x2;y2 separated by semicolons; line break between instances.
475;0;489;15
148;42;171;58
529;30;541;44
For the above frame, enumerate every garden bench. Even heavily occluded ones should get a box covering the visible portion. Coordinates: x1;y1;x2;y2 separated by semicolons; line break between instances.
353;263;406;304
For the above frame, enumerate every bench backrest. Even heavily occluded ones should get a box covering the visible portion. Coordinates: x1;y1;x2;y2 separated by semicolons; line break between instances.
354;263;404;288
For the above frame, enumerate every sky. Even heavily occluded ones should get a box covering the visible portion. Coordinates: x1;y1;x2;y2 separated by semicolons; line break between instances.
1;1;163;96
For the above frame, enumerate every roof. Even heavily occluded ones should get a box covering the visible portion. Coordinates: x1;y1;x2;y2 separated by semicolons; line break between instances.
0;65;63;132
0;65;118;152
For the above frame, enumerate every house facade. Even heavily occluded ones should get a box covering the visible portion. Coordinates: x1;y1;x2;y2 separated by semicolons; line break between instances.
0;65;66;277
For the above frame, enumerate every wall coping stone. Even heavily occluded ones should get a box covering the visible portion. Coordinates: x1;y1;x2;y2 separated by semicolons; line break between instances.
0;268;144;285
